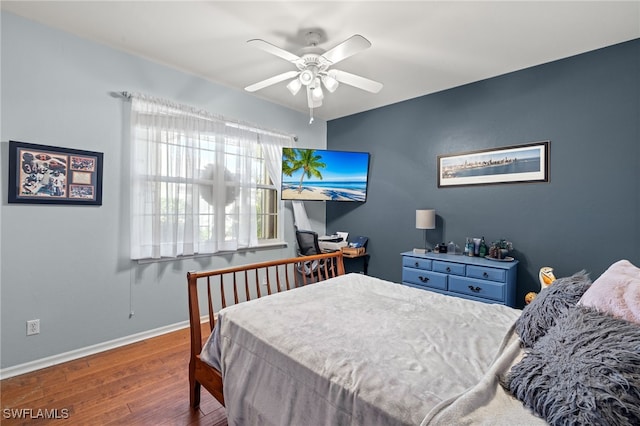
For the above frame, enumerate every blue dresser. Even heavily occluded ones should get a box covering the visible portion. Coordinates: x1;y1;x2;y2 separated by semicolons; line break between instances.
401;251;518;308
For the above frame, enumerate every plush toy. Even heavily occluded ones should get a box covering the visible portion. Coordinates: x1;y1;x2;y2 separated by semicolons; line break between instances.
525;291;538;305
539;266;556;289
525;267;557;304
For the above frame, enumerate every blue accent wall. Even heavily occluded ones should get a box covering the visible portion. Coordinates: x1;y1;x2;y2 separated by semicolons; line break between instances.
327;39;639;306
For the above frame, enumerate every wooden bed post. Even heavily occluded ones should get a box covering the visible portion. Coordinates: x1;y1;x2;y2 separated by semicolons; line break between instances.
187;271;203;408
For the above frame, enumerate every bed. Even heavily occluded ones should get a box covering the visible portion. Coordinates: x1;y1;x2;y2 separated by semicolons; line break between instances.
187;254;640;425
187;251;346;408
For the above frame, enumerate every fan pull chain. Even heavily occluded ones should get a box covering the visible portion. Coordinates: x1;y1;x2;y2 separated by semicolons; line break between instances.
309;107;314;124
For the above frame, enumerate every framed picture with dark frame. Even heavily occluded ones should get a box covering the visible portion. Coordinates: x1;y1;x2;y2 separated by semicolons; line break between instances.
437;141;549;188
8;140;103;205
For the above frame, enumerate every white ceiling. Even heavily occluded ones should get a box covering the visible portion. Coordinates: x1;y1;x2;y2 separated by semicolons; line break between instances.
3;1;639;121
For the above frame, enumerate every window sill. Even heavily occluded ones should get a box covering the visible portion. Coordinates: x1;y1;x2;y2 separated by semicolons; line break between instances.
134;242;289;264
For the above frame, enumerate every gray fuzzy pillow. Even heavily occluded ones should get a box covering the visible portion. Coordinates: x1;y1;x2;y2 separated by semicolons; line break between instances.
505;306;640;425
515;271;591;347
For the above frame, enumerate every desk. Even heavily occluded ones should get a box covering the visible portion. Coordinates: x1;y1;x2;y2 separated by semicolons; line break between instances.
342;251;369;275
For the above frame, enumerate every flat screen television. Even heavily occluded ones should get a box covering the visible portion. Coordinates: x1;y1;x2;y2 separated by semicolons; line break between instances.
281;148;370;202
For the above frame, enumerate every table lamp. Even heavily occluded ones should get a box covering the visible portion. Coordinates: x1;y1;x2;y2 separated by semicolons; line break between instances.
414;209;435;254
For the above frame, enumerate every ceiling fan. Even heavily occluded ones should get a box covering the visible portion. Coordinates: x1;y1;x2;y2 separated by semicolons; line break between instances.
244;31;383;123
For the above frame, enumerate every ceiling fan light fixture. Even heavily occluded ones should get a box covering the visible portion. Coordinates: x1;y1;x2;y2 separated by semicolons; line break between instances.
311;83;324;101
321;74;339;93
286;78;302;96
246;34;382;123
299;67;316;86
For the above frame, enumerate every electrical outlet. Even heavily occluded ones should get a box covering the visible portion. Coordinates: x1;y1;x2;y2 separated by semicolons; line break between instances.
27;319;40;336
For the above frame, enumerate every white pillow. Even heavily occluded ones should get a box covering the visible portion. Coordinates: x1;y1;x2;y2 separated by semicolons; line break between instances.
578;259;640;324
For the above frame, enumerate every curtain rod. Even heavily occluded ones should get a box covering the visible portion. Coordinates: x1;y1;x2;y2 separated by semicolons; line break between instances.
114;91;298;142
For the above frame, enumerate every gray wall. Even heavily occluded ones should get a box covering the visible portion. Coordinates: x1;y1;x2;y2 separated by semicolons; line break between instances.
0;12;327;370
327;39;639;306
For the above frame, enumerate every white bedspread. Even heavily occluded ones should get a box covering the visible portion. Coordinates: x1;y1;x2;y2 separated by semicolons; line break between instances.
201;273;542;425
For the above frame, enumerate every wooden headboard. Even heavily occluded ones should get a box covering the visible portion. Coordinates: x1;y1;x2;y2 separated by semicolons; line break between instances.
187;251;345;407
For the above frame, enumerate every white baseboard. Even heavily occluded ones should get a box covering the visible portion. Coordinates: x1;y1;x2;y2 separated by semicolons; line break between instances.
0;317;209;380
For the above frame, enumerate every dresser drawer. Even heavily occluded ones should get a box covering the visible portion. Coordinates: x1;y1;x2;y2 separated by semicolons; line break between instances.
402;256;432;271
433;260;465;276
466;265;506;283
449;276;505;302
402;268;447;290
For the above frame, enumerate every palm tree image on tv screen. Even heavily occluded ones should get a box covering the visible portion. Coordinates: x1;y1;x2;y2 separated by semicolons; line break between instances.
281;148;370;202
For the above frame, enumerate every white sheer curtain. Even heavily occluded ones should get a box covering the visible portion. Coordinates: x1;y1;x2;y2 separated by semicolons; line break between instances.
258;132;294;241
129;94;292;260
258;132;292;195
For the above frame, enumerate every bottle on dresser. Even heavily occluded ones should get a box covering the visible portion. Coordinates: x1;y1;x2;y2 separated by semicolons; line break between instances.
465;238;474;256
478;236;488;258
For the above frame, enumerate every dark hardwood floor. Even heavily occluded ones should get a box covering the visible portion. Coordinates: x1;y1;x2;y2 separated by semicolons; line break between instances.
1;327;227;425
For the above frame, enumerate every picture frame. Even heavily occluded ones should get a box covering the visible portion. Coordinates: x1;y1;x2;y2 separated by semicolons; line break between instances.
437;141;549;187
8;140;103;205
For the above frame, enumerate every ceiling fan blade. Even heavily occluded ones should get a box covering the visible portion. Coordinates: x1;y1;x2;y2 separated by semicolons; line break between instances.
321;34;371;65
331;70;383;93
306;86;322;108
245;70;300;92
247;39;303;65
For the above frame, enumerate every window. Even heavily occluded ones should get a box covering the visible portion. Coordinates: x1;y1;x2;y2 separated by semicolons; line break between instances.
128;94;291;260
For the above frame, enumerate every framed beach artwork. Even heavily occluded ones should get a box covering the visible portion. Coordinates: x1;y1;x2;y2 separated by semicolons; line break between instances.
437;141;549;188
8;140;104;205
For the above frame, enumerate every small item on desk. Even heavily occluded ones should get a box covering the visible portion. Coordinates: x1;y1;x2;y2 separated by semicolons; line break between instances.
318;234;348;252
336;231;349;242
349;236;368;248
319;235;343;243
342;246;365;256
342;236;367;257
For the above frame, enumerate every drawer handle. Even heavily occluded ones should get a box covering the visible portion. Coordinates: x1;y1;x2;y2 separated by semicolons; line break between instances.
415;262;419;267
468;285;482;293
419;276;430;283
483;272;489;278
446;267;451;273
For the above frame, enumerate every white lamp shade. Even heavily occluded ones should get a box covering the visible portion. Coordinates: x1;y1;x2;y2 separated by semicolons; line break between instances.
416;209;435;229
311;80;324;101
321;74;339;93
286;78;302;96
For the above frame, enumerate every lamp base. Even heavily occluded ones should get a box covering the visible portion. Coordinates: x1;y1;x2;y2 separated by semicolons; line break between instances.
413;248;431;254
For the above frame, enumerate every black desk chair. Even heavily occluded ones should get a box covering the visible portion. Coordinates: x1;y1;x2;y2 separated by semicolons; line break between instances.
295;229;322;256
295;229;329;279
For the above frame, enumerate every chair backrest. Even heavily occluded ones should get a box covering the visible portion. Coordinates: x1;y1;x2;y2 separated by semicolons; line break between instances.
296;229;322;256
